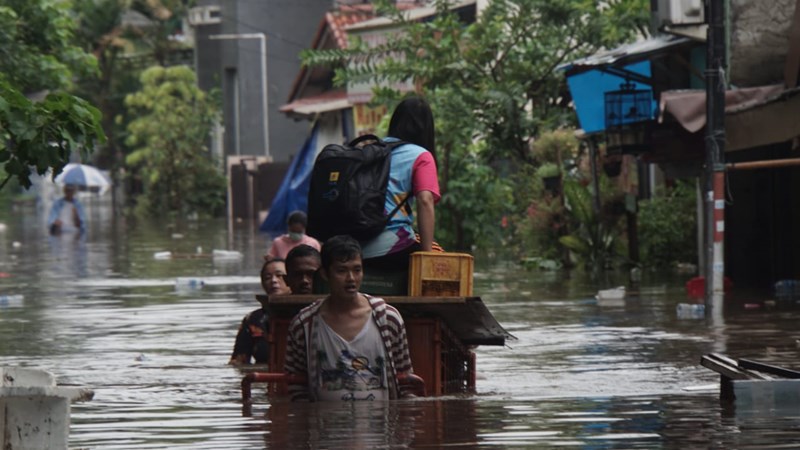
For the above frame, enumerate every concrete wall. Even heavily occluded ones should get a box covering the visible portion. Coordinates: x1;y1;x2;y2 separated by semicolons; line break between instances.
730;0;796;87
216;0;333;161
193;0;223;92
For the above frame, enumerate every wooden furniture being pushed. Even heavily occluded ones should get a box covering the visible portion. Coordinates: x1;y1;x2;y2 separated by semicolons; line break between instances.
263;294;512;397
700;353;800;413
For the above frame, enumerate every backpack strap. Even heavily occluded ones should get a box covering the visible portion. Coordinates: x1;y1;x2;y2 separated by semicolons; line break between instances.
349;134;382;147
382;139;413;219
385;194;411;225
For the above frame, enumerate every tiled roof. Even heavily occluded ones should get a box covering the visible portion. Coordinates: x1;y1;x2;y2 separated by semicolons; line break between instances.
327;5;376;49
280;90;350;117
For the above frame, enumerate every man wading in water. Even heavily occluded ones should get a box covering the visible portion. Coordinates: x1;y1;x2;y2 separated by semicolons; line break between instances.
283;235;415;401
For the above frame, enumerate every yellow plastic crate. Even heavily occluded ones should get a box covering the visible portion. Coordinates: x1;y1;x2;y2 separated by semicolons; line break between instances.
408;252;474;297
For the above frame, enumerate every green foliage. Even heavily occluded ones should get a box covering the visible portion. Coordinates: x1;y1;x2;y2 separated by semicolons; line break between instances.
516;162;566;261
70;0;194;175
302;0;649;250
0;80;106;190
559;178;620;271
638;180;698;268
123;66;225;218
436;141;514;251
0;0;98;93
0;0;105;191
536;162;560;179
531;129;580;165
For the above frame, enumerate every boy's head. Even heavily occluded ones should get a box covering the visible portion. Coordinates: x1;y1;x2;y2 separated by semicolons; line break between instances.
260;258;290;296
320;235;362;271
285;244;321;295
320;235;363;299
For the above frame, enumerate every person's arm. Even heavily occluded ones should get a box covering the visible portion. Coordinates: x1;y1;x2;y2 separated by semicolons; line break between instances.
392;315;416;399
228;316;253;365
47;199;62;228
416;190;435;252
284;316;310;401
411;152;439;252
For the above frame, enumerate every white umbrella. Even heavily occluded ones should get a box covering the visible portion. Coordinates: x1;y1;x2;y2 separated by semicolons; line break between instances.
54;163;111;193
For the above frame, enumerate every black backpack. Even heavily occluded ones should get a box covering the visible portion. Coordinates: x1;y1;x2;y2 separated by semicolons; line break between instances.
306;135;409;243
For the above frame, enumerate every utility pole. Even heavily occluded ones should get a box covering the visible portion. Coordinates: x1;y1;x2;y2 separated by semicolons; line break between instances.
704;0;727;312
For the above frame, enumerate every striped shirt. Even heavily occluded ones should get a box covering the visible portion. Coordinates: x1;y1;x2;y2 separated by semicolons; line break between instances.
284;295;413;401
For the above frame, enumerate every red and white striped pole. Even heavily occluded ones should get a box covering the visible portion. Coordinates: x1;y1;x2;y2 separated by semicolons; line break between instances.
704;0;726;307
711;171;725;295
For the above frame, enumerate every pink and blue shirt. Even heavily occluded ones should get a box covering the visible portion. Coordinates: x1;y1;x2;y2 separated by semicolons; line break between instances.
360;138;440;259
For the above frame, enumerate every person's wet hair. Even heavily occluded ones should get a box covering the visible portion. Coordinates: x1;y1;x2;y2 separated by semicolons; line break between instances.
388;96;436;163
287;210;308;227
286;244;321;268
320;235;362;270
261;257;286;279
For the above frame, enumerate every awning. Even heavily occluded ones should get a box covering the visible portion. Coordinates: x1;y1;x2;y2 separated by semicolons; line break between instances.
561;34;703;134
280;91;351;118
660;85;800;151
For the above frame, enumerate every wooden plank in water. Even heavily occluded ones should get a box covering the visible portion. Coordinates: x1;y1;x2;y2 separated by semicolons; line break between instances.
738;359;800;379
700;353;771;381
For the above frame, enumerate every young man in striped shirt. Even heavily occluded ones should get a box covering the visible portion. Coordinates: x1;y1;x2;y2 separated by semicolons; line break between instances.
283;235;414;401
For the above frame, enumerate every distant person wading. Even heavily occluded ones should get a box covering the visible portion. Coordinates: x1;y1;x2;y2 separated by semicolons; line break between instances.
48;184;86;235
267;211;321;260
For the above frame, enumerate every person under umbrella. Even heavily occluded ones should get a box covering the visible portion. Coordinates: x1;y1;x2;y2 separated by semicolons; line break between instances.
47;184;86;235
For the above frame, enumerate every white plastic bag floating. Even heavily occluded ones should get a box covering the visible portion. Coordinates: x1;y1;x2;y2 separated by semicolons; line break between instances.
596;286;626;306
212;249;243;260
153;251;172;260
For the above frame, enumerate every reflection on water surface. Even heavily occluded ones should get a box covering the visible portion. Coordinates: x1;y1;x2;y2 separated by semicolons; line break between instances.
1;205;800;448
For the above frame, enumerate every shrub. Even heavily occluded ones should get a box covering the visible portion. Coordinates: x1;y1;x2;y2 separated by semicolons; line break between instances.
638;180;697;268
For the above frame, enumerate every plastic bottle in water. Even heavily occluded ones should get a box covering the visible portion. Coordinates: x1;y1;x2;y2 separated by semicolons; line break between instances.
676;303;705;319
175;277;204;289
0;294;24;308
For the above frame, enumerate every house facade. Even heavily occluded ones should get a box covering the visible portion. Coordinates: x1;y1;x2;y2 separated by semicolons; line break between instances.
563;0;800;291
190;0;333;161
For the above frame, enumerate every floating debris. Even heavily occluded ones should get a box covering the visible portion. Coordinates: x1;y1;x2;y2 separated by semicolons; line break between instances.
596;286;625;307
153;251;172;260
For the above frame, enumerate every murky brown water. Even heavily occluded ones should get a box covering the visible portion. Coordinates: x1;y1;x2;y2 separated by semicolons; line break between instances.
2;200;800;448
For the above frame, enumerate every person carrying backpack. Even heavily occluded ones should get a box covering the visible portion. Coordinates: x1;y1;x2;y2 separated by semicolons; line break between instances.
359;96;440;270
306;96;440;271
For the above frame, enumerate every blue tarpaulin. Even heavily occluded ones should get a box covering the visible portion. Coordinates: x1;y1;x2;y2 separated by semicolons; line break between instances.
259;122;319;236
565;61;654;134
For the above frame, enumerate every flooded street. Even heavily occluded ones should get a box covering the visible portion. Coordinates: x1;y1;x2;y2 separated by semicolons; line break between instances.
2;201;800;448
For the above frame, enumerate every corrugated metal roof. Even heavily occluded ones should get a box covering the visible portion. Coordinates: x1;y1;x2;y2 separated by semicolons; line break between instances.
560;34;695;74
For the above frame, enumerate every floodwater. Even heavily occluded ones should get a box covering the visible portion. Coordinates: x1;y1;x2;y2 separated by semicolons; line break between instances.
2;198;800;449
